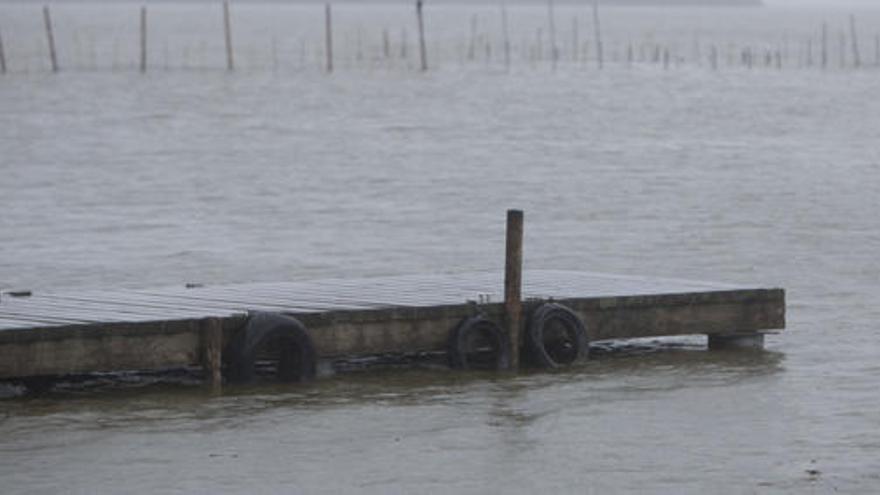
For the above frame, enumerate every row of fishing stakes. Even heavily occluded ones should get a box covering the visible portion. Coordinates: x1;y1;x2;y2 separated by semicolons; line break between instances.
3;3;878;74
8;2;427;74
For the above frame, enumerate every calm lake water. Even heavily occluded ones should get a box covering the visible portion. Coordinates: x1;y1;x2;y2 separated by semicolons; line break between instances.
1;2;880;493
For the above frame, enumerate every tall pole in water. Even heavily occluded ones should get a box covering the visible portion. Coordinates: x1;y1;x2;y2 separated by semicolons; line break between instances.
547;0;557;71
416;0;427;71
140;6;147;73
0;26;7;74
504;209;524;370
849;14;861;68
501;2;511;71
43;6;59;72
592;0;603;69
223;1;234;71
325;4;333;73
821;22;828;70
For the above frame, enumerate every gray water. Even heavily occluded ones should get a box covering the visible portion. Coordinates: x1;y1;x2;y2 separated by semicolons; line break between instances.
1;3;880;493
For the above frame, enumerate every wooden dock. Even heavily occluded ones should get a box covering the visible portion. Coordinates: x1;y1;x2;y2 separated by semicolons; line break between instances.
0;269;785;386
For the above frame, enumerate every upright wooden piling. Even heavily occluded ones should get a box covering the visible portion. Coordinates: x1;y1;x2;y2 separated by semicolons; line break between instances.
571;16;579;62
591;0;603;69
875;34;879;67
0;26;6;74
821;22;828;69
382;28;390;59
401;27;408;59
139;6;147;73
547;0;557;71
806;37;813;67
709;44;718;70
324;4;333;72
500;3;511;71
223;1;234;71
849;14;861;68
504;209;523;370
416;0;427;71
43;6;58;72
201;317;223;392
467;14;477;61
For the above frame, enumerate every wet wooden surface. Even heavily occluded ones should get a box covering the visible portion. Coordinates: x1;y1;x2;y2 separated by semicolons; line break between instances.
0;270;749;332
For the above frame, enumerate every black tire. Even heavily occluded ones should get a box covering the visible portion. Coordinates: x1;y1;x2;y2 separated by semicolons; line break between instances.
225;312;317;383
448;315;510;371
524;303;588;368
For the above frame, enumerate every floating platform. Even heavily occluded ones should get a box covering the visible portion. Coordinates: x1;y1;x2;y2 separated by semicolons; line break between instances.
0;270;785;384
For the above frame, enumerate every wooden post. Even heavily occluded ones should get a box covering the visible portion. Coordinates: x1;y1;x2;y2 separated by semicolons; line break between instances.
416;0;427;71
324;3;333;73
201;317;223;392
223;1;233;71
591;0;603;69
875;34;880;67
467;14;476;61
382;28;390;59
806;37;813;67
501;2;510;71
43;6;58;72
821;22;828;69
709;44;718;71
0;26;7;74
504;209;523;370
547;0;557;71
400;27;408;59
849;14;861;68
139;6;147;73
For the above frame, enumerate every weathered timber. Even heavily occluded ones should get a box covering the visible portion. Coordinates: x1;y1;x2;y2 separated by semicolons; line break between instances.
0;271;785;380
201;317;223;390
416;0;427;71
504;210;524;369
223;1;234;71
43;5;58;72
140;6;147;73
325;3;333;73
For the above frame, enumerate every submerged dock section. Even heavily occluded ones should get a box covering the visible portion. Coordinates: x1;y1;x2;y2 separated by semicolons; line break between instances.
0;211;785;390
0;269;784;385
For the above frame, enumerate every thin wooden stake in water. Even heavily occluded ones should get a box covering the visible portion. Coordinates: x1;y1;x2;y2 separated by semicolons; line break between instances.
821;22;828;69
467;14;477;61
849;14;861;68
223;1;234;71
0;27;7;74
501;2;511;71
504;209;523;370
591;0;603;69
547;0;557;71
416;0;427;71
43;6;58;72
875;34;879;67
325;4;333;73
139;6;147;73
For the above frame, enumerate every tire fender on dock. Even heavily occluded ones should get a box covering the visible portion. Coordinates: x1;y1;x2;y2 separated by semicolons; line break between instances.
225;312;317;383
448;314;510;370
524;303;589;368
